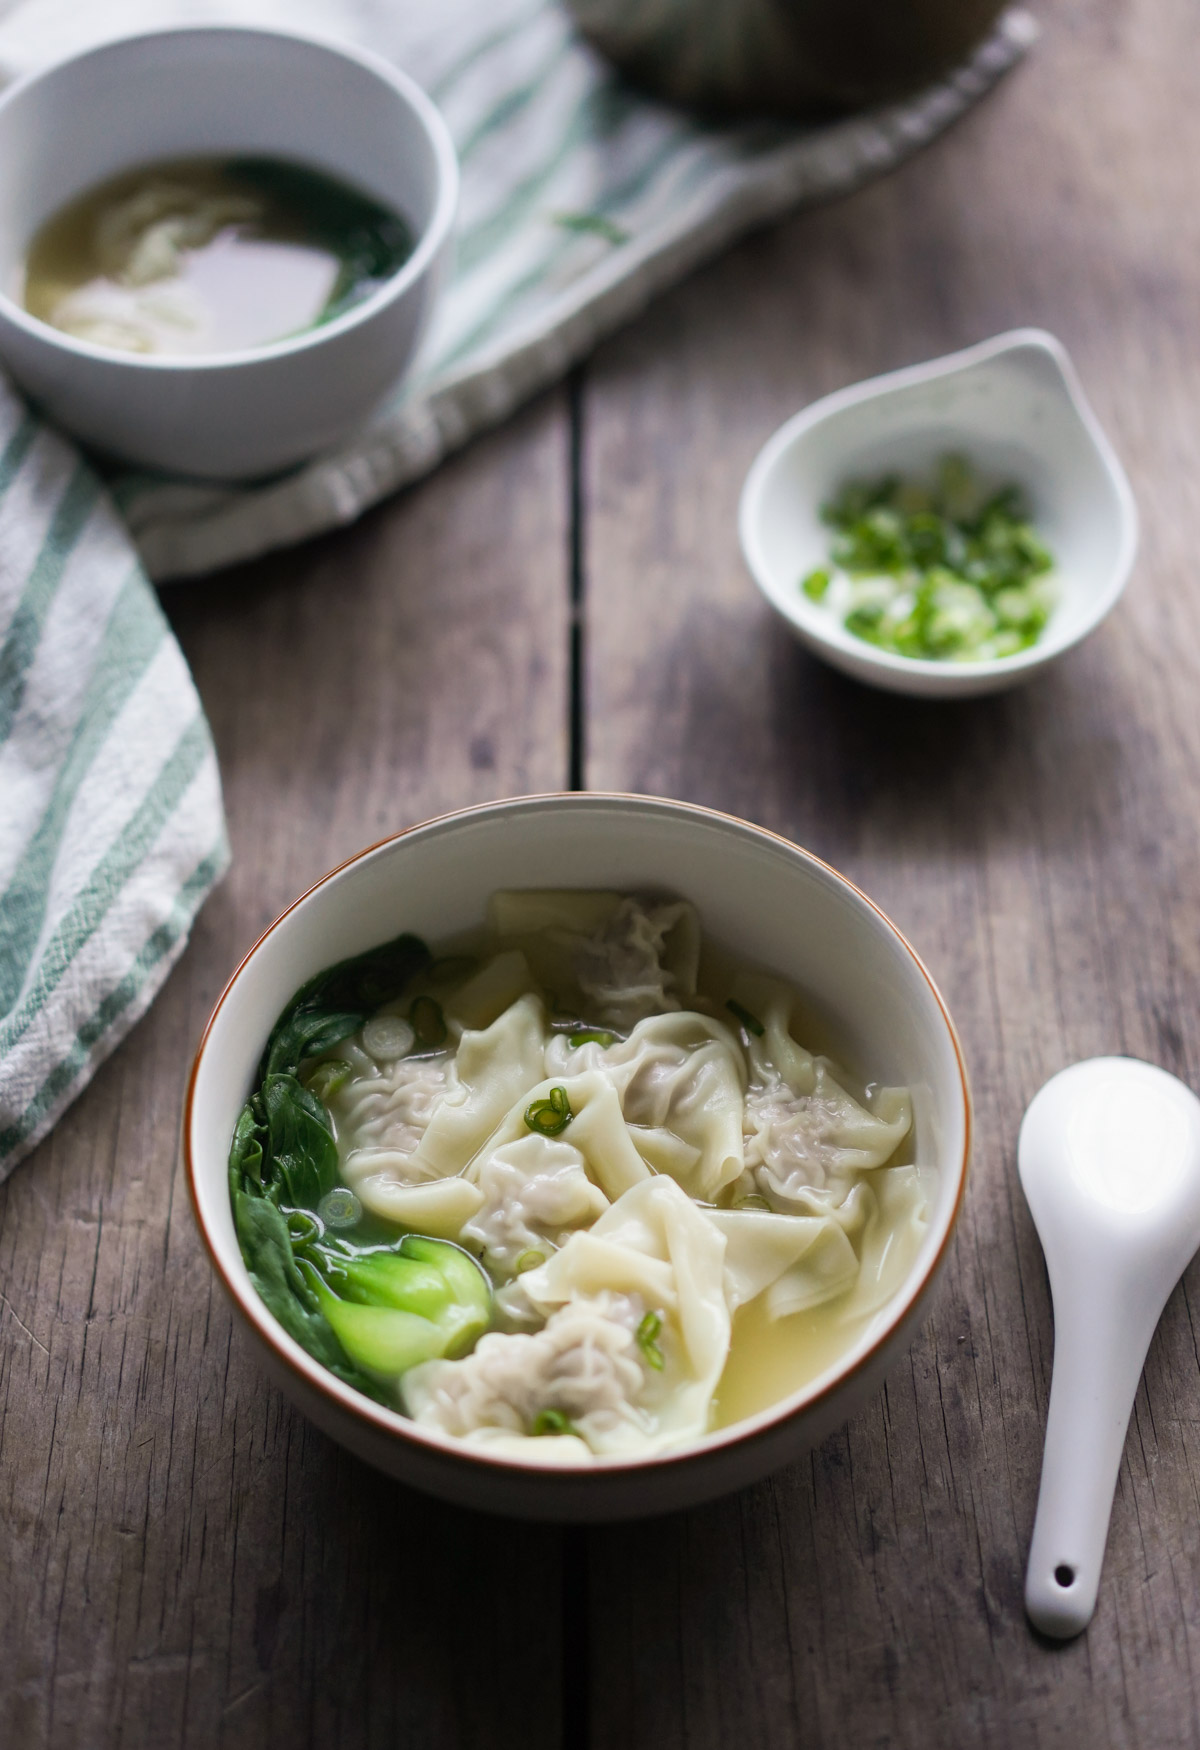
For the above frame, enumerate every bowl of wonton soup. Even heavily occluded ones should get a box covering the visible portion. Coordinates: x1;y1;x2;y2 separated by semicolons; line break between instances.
185;794;970;1520
0;25;456;479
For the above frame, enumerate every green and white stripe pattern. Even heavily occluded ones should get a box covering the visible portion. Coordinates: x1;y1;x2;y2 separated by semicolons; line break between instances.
0;0;1035;581
0;378;228;1177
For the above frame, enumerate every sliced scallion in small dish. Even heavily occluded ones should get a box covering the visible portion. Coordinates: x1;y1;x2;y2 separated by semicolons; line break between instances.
800;455;1056;664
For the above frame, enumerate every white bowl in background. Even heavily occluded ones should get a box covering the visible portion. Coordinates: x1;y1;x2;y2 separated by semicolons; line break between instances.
0;25;457;480
739;329;1138;699
185;793;970;1521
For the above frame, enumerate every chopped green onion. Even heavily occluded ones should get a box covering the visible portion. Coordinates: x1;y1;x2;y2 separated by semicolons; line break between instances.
409;995;447;1049
637;1310;665;1371
318;1187;362;1231
304;1058;353;1101
734;1193;772;1212
515;1249;546;1274
362;1015;415;1061
531;1407;577;1437
525;1085;574;1137
806;455;1056;663
726;999;764;1037
284;1207;323;1248
568;1028;617;1049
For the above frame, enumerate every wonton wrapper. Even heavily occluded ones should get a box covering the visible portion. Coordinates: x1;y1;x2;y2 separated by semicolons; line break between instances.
404;1176;730;1459
459;1070;654;1274
336;991;546;1233
709;1165;935;1323
817;1164;936;1326
444;950;538;1031
733;975;912;1200
523;1176;730;1443
547;1011;747;1202
488;890;701;1029
707;1188;870;1318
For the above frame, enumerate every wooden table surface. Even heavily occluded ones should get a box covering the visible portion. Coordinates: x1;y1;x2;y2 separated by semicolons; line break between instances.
5;0;1200;1743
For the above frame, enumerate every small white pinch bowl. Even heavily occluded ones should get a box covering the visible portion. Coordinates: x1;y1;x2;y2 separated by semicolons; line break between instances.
0;25;457;480
185;794;970;1521
739;330;1138;699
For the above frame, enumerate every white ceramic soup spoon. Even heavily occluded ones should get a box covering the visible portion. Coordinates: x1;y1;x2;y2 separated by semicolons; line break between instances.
1019;1056;1200;1639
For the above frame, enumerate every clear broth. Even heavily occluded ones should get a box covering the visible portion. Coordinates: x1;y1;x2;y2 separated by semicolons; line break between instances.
21;155;413;357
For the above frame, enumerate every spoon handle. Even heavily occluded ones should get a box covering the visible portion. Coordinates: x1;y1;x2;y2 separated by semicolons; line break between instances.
1025;1284;1158;1638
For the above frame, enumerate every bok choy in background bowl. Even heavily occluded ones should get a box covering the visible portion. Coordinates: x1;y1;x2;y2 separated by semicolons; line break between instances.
185;795;969;1520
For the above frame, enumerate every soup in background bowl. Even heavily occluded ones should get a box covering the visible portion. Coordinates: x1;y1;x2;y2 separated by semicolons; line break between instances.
186;795;970;1520
0;24;456;478
21;155;416;359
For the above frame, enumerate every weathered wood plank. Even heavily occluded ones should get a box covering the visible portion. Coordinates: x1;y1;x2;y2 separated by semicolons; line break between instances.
580;0;1200;1742
0;394;572;1750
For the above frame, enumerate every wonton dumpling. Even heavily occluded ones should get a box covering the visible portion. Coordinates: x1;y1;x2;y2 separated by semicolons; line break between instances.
333;992;547;1234
524;1176;730;1445
414;993;548;1177
488;890;701;1029
402;1290;649;1465
744;1066;911;1201
404;1176;730;1457
732;978;911;1205
546;1012;746;1202
459;1135;609;1281
459;1071;653;1278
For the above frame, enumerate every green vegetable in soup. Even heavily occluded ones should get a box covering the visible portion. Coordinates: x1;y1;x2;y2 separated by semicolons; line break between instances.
726;998;764;1037
637;1310;665;1370
531;1407;578;1437
298;1236;491;1381
226;156;413;329
567;1028;617;1049
304;1057;354;1101
228;928;496;1398
318;1186;362;1230
524;1085;574;1137
263;930;430;1081
230;1185;374;1389
800;455;1056;663
409;994;448;1050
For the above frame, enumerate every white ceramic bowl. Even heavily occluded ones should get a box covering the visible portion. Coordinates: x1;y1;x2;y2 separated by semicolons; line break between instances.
0;25;457;480
739;330;1138;699
185;794;970;1520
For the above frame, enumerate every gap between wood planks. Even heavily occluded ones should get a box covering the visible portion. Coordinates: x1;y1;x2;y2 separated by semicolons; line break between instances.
562;367;592;1750
568;369;586;796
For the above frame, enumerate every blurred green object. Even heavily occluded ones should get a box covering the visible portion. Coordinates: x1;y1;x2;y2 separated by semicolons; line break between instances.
566;0;1009;117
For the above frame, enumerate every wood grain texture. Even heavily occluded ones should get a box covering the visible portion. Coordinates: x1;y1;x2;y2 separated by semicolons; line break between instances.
581;0;1200;1743
0;396;572;1750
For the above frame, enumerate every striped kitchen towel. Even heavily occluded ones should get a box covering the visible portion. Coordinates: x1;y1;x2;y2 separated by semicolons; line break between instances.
0;378;228;1178
0;0;1036;581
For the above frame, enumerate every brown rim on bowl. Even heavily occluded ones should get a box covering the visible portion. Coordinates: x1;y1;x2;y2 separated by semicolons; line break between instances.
184;792;971;1478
